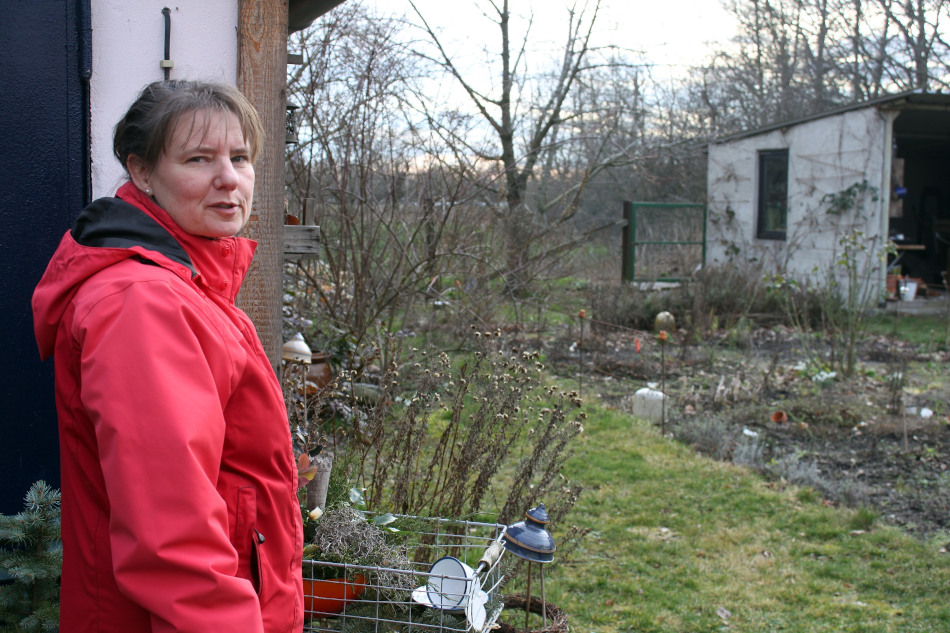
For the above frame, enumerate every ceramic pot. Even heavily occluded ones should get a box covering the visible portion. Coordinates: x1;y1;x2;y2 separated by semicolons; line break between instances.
303;574;366;616
305;353;333;393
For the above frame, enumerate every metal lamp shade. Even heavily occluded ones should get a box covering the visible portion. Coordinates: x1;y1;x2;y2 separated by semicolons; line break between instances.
502;503;555;563
282;333;312;364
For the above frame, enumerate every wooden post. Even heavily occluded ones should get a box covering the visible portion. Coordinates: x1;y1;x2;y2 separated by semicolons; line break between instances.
621;201;633;282
237;0;288;369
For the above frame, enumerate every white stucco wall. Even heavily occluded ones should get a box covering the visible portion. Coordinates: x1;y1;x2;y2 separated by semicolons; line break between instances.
705;107;890;286
91;1;239;198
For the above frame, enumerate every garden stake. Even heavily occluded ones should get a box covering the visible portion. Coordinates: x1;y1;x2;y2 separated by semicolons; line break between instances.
540;563;547;629
892;276;901;335
502;504;555;633
525;561;532;632
661;343;665;434
903;402;909;453
658;330;668;434
537;301;543;349
578;310;586;397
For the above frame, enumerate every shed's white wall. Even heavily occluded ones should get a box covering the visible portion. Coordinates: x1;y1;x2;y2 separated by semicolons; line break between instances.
91;1;238;198
706;107;890;286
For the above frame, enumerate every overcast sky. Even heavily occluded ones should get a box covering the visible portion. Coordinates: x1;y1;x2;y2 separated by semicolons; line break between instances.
372;0;738;73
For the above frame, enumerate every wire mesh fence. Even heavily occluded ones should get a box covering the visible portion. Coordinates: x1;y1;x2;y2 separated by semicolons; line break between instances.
304;515;508;633
622;202;706;282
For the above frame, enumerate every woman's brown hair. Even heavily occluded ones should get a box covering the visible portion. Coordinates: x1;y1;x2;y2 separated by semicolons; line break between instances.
113;80;264;174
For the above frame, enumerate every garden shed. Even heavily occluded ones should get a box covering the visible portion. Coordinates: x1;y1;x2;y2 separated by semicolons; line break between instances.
0;0;342;514
704;91;950;296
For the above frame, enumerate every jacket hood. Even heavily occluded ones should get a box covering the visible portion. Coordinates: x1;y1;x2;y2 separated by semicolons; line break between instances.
32;183;255;360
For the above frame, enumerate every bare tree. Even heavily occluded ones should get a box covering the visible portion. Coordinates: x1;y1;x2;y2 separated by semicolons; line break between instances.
285;4;493;351
874;0;949;91
693;0;950;135
846;0;892;99
539;58;648;229
406;0;635;292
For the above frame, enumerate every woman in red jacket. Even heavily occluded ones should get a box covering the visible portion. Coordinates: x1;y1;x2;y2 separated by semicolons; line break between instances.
32;80;303;633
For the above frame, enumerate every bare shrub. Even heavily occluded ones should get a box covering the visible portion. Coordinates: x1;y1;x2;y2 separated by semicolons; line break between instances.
586;283;673;332
285;6;510;354
781;390;872;429
732;436;767;470
670;413;741;461
766;451;827;491
588;263;785;337
677;264;782;332
327;330;586;526
834;478;873;509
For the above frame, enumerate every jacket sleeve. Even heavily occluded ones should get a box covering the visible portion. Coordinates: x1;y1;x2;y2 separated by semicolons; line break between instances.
74;276;266;633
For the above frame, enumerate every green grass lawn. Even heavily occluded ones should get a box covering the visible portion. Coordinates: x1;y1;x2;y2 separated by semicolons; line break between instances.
506;403;950;633
864;311;950;350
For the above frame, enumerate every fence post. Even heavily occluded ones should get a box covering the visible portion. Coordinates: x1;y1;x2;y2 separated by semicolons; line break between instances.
701;203;708;270
622;201;634;282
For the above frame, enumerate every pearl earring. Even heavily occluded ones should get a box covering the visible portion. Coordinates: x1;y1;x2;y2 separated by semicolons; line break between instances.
145;188;151;195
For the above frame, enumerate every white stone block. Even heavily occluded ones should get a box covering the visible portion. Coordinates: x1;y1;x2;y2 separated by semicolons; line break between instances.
632;388;666;421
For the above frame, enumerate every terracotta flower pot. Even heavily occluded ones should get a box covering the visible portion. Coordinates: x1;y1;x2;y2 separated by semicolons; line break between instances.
302;353;333;395
303;574;366;616
885;274;898;300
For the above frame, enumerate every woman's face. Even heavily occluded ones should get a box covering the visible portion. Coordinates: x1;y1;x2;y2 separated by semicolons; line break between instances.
130;109;254;238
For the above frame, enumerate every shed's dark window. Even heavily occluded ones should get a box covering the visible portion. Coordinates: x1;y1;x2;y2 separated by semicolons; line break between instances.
757;149;788;240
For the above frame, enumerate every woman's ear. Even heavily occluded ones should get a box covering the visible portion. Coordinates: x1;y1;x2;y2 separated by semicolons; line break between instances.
126;155;151;194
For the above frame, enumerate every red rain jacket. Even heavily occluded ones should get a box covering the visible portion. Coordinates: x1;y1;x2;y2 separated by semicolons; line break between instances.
32;183;303;633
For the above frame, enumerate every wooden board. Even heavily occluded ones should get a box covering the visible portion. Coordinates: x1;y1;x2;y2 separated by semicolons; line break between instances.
284;224;322;259
236;0;289;368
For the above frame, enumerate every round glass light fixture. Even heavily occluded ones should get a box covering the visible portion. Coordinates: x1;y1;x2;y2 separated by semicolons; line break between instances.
281;332;312;364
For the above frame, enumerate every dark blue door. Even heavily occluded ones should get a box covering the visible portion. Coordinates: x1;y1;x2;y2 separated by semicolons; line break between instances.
0;0;91;514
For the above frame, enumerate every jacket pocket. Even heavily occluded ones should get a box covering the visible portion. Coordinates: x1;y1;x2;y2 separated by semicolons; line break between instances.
234;485;258;588
250;529;266;596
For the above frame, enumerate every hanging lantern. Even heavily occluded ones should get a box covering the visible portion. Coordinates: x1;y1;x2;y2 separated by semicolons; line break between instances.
286;100;300;145
503;503;556;630
282;332;312;364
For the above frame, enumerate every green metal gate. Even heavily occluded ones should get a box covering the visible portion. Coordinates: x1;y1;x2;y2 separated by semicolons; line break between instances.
621;201;707;283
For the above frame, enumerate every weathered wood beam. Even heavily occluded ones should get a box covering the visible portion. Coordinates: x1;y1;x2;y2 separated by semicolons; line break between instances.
236;0;288;369
283;224;322;259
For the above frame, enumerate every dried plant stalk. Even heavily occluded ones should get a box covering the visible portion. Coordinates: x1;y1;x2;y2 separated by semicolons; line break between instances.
351;330;585;525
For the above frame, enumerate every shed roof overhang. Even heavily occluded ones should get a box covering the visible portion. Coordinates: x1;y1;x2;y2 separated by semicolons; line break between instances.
709;90;950;146
289;0;346;32
888;94;950;154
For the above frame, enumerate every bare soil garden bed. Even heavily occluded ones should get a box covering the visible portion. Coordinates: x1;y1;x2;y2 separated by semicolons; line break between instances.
540;321;950;541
